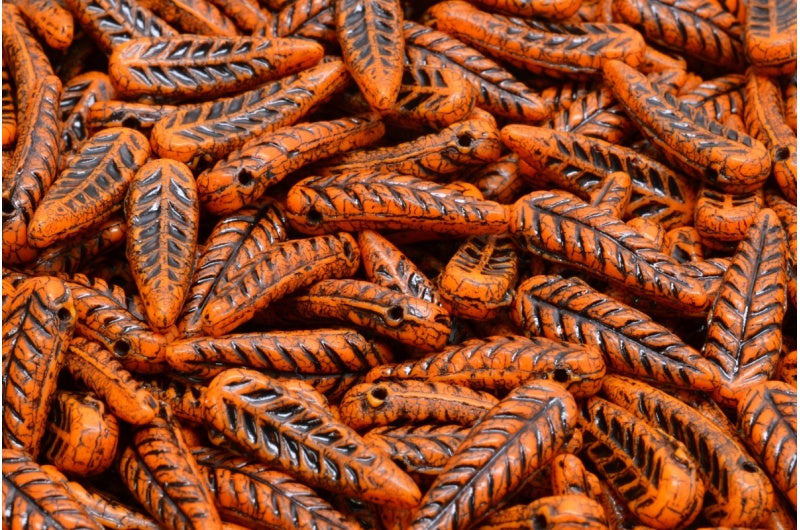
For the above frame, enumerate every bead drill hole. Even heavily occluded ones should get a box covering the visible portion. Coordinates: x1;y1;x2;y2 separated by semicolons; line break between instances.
306;207;323;224
237;168;254;186
121;117;141;128
457;133;473;148
367;386;388;407
552;368;571;383
775;146;790;161
113;339;131;358
2;198;15;216
56;307;72;323
385;305;404;324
